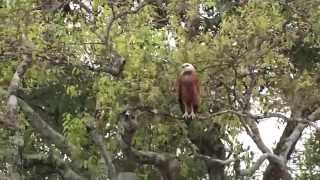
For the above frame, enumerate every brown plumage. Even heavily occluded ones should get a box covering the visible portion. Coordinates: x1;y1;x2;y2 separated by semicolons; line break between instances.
176;63;200;119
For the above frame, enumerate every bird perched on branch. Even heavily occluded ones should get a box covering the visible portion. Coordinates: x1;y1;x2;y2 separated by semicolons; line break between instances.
176;63;200;119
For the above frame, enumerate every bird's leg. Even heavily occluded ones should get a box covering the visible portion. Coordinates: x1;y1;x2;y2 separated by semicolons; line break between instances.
189;107;196;119
182;103;189;119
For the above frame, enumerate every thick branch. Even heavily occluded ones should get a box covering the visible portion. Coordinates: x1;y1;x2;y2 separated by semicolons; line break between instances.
1;88;91;178
23;152;86;180
4;53;33;180
261;108;320;179
273;108;320;160
18;98;75;154
245;117;272;154
281;123;307;160
2;88;75;161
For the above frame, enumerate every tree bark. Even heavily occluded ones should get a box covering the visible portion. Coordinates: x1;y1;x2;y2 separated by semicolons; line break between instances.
262;122;301;180
5;53;33;180
262;104;320;180
208;162;225;180
263;163;293;180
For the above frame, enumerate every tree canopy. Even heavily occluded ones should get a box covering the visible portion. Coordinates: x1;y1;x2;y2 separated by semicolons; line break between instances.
0;0;320;179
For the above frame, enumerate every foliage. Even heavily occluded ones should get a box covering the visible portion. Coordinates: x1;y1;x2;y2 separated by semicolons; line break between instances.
297;131;320;180
0;0;319;179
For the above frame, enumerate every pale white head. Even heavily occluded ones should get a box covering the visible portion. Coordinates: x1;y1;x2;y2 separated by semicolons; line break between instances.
181;63;196;73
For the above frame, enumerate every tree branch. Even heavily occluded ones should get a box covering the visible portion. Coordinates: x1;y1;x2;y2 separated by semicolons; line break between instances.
254;112;320;131
7;53;32;127
202;109;273;154
104;0;152;49
38;52;126;76
0;88;89;178
72;0;93;15
4;53;33;180
17;98;75;154
308;107;320;122
87;121;116;178
196;153;236;165
235;153;287;177
118;110;180;180
245;117;273;154
186;137;287;177
234;68;277;154
23;152;86;180
185;137;232;165
280;122;307;160
253;112;290;121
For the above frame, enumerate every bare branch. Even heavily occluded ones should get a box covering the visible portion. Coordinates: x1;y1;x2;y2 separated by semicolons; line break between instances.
254;112;319;131
104;0;151;48
253;112;291;121
194;153;236;165
75;1;152;78
133;106;318;159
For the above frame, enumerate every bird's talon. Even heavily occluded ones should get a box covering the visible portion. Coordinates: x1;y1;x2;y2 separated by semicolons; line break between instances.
182;112;189;119
190;112;196;119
